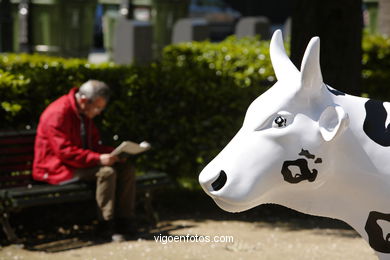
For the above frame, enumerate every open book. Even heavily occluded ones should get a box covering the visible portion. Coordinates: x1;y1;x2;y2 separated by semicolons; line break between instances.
110;140;151;156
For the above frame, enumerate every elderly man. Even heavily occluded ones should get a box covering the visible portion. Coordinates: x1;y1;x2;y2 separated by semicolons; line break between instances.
33;80;136;239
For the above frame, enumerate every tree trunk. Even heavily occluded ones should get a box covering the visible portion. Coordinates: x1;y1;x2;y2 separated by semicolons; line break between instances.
291;0;363;95
378;0;390;36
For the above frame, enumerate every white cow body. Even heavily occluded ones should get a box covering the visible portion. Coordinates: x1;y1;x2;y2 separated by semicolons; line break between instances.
199;30;390;259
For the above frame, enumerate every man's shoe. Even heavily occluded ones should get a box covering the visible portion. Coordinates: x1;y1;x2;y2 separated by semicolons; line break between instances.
115;218;138;236
96;220;124;242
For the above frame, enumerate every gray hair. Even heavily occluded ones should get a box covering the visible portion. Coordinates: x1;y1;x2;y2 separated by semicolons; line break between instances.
77;80;111;101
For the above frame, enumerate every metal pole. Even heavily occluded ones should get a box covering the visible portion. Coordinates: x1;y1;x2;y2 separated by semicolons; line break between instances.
18;0;31;53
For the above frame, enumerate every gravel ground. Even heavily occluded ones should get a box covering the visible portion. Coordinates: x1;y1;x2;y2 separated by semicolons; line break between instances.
0;190;380;260
0;218;378;260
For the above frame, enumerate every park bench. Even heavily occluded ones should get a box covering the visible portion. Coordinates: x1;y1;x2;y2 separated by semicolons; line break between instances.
0;130;171;242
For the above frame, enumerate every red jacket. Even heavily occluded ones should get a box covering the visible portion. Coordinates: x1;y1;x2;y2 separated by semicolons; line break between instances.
33;88;113;184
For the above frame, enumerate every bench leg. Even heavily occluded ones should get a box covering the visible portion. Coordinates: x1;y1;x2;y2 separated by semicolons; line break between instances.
0;213;19;242
143;191;159;225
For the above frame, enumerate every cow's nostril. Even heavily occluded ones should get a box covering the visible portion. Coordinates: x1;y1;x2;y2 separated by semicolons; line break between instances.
211;170;227;191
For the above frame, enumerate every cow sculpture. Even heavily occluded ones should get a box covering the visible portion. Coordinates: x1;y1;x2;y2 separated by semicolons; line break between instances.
199;30;390;259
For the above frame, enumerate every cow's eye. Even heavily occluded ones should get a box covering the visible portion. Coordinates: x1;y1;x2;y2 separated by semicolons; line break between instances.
273;116;287;128
254;111;292;131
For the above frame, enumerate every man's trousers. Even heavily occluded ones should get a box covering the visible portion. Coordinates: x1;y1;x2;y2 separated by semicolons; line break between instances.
74;162;136;221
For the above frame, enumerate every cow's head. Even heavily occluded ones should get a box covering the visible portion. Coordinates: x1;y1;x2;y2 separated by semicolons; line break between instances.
198;30;350;213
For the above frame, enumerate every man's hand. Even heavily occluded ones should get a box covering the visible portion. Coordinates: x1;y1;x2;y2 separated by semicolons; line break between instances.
99;154;118;166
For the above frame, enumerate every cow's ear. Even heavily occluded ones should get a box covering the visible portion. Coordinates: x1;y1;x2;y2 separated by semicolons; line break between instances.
300;36;323;92
318;106;349;141
270;30;299;82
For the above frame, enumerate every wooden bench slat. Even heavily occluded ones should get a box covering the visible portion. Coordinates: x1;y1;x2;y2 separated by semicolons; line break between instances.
0;136;35;145
0;175;31;181
0;146;34;154
8;191;95;208
3;183;93;197
2;175;170;198
0;177;33;189
0;155;34;164
0;182;32;189
0;164;33;172
0;130;36;138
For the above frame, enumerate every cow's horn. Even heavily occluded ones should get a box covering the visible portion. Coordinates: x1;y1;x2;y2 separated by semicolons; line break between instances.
300;36;323;91
270;29;299;82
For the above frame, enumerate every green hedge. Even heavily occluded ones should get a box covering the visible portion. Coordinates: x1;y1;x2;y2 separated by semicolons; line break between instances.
0;54;132;129
0;37;274;182
362;34;390;100
152;37;273;183
1;34;390;183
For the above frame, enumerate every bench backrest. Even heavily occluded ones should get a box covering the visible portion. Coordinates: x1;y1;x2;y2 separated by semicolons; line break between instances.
0;131;36;189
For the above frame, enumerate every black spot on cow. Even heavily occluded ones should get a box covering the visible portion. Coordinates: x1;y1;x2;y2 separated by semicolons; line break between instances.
363;99;390;147
299;149;315;159
281;158;318;184
326;85;345;96
314;158;322;164
365;211;390;253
